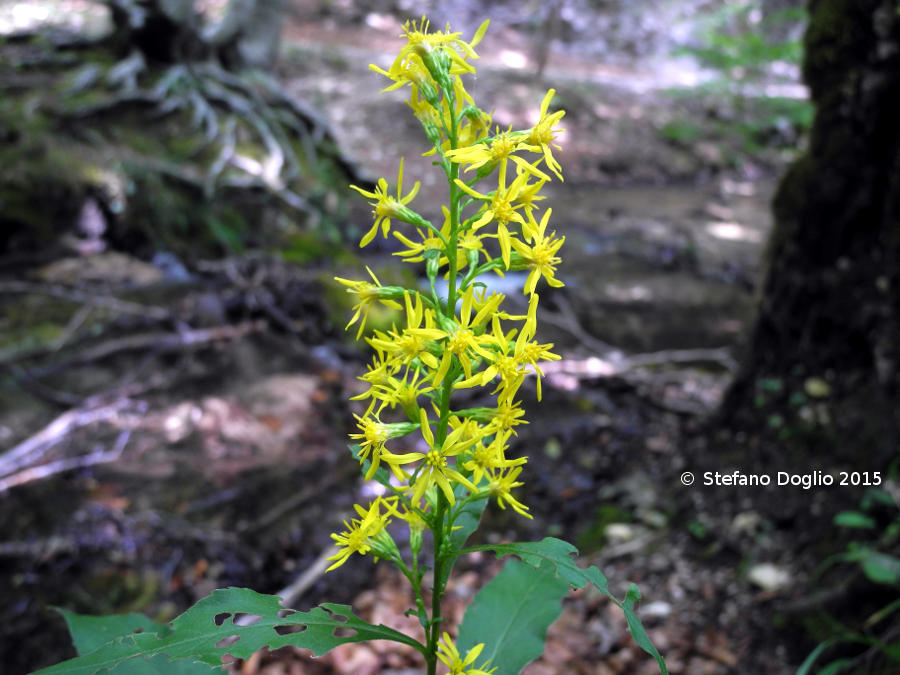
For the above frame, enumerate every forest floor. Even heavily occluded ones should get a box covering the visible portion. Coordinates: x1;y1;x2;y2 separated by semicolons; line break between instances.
0;7;857;675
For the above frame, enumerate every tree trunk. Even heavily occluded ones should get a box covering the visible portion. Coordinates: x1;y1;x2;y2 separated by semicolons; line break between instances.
107;0;286;68
721;0;900;464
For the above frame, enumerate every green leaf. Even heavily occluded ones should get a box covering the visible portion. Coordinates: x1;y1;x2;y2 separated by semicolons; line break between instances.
860;551;900;585
622;584;663;671
833;511;876;529
37;588;424;674
818;659;856;675
860;488;896;510
457;559;569;675
449;485;487;552
60;610;166;656
466;537;667;673
796;639;838;675
59;610;215;674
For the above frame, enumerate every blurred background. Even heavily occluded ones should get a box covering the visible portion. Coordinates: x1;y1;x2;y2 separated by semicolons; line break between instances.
2;1;898;673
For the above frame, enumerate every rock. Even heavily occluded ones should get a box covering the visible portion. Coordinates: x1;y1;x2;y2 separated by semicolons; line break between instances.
747;563;790;591
35;252;164;286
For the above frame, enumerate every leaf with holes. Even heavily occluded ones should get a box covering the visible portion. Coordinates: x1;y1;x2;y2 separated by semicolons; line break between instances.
457;558;569;674
37;588;424;674
464;537;667;674
58;609;215;674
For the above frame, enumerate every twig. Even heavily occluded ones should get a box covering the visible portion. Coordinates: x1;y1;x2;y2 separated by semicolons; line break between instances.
0;425;134;493
0;398;133;478
0;536;79;559
275;546;339;609
541;293;620;357
50;305;93;352
240;475;342;533
233;545;339;622
27;321;266;378
541;348;737;379
626;347;738;373
6;366;82;407
0;280;171;322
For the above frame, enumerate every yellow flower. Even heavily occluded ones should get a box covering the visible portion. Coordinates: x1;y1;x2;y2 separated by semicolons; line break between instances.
327;496;398;570
334;267;403;339
349;414;418;480
526;89;566;181
462;430;526;486
456;172;530;269
370;57;434;95
368;293;444;371
392;17;489;77
488;401;528;433
392;228;448;266
513;176;547;217
397;409;479;505
437;633;496;675
511;208;565;294
486;466;532;518
448;129;549;189
350;157;423;247
433;288;502;383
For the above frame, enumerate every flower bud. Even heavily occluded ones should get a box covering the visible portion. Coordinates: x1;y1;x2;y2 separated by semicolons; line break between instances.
370;527;402;563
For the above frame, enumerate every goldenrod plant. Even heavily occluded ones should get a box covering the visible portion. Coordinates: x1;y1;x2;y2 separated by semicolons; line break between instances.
39;18;665;675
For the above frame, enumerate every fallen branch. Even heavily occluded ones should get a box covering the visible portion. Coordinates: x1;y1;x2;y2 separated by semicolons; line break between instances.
0;425;134;494
540;346;737;380
26;321;267;378
0;280;171;321
275;546;340;609
0;398;135;478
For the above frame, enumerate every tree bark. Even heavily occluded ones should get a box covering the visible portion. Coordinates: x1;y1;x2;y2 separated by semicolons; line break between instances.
107;0;286;68
722;0;900;463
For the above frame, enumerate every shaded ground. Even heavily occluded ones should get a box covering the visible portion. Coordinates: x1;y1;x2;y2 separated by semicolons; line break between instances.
0;5;851;675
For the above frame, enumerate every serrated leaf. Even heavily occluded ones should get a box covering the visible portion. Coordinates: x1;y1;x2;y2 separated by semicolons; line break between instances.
468;537;610;592
833;511;876;529
60;610;167;656
60;610;216;675
58;610;214;674
468;537;667;673
457;559;569;675
37;588;423;674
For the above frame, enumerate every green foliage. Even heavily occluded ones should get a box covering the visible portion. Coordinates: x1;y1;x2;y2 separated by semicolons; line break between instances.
464;537;667;673
59;609;213;674
800;482;900;672
665;1;812;159
38;588;425;674
61;610;167;656
40;17;668;675
457;559;569;674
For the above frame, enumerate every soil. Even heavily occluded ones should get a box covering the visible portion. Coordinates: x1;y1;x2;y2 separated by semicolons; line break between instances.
0;5;868;675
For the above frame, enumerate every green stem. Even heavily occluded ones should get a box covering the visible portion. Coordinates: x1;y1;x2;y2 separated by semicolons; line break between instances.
425;84;462;675
426;493;448;675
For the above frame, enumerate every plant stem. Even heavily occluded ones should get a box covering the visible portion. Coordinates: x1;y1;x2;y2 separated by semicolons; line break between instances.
425;84;461;675
426;493;447;675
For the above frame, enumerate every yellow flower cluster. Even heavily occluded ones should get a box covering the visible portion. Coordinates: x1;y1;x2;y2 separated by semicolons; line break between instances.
330;17;565;588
